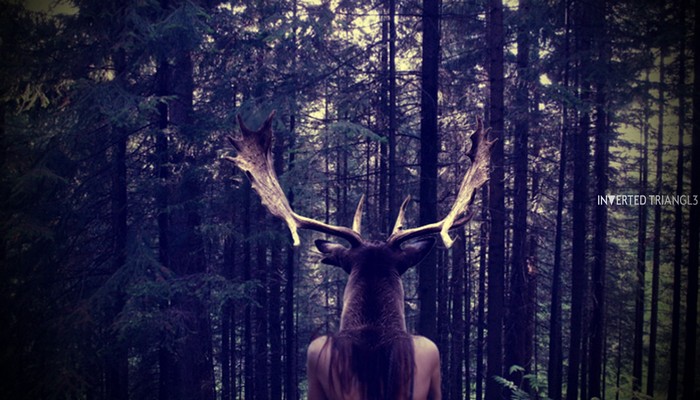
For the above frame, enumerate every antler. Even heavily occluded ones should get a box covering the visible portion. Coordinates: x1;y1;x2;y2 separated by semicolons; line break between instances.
387;118;493;249
224;111;363;247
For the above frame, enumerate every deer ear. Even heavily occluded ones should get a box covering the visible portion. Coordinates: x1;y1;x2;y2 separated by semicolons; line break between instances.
315;239;351;273
397;238;436;275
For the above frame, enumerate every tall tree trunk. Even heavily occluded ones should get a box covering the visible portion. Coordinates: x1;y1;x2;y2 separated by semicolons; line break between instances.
268;129;286;400
222;236;234;400
529;58;541;386
388;0;398;227
106;124;129;400
668;1;686;397
548;4;570;398
589;0;608;396
566;2;591;399
243;183;254;398
486;0;505;398
450;231;466;400
633;71;650;398
438;251;449;396
284;241;297;400
169;40;213;400
106;49;129;400
248;32;275;400
153;1;218;391
221;320;230;400
222;194;238;400
378;0;389;233
476;189;488;400
284;112;298;400
269;246;282;400
418;0;440;341
506;0;532;389
465;228;472;400
156;53;174;400
580;333;589;400
647;49;664;398
255;207;269;400
683;1;700;396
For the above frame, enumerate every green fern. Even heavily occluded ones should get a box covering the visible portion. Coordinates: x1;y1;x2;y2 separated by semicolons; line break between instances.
494;367;550;400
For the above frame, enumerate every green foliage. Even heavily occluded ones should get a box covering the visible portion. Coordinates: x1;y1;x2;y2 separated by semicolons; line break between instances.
495;368;549;400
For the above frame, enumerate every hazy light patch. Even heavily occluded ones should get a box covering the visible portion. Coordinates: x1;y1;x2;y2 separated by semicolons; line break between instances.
505;0;519;10
23;0;77;15
217;2;245;14
508;42;517;57
540;74;551;86
347;8;379;45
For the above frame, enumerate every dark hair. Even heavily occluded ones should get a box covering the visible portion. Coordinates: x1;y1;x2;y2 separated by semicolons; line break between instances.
322;327;415;400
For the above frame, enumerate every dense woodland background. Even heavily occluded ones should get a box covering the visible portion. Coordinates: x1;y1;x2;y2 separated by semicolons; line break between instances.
0;0;699;399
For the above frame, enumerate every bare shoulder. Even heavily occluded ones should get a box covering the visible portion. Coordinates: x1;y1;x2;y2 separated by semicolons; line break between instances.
308;336;330;355
412;335;439;353
412;335;440;365
307;336;331;400
307;335;331;369
411;336;441;400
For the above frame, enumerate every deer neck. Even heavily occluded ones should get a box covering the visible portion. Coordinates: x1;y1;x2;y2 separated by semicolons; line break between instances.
339;274;406;332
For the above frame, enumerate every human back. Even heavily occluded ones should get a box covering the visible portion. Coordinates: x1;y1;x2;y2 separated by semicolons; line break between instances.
307;334;441;400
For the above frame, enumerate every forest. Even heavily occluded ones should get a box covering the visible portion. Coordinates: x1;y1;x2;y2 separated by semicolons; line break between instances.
0;0;698;399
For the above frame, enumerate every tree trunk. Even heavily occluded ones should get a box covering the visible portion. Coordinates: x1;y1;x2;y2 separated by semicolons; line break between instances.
168;39;214;400
284;112;298;400
156;53;174;400
548;4;570;397
106;126;129;400
438;251;449;397
580;334;589;400
106;49;129;400
506;0;532;389
683;1;700;396
418;0;440;341
589;1;608;396
378;0;389;233
221;261;232;400
465;228;472;400
222;207;237;400
615;312;623;400
668;1;686;397
633;71;650;398
486;0;505;398
646;49;664;398
268;129;287;400
529;58;541;387
285;242;297;400
450;231;466;400
255;206;269;400
243;183;254;398
476;188;488;400
388;0;398;226
566;2;591;399
269;245;282;400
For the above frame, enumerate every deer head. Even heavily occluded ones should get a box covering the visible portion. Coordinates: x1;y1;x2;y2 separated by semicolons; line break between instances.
224;111;493;332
